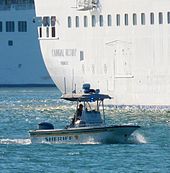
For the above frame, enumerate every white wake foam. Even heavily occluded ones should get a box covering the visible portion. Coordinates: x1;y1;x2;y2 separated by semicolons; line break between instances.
132;132;147;144
0;138;31;145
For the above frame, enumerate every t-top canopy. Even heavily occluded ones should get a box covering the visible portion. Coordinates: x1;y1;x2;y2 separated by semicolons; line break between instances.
61;93;111;102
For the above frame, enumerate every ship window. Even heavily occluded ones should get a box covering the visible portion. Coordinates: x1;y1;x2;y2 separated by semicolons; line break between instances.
141;13;145;25
133;13;137;25
0;21;2;32
6;21;15;32
39;27;42;38
68;16;72;28
8;40;13;46
43;16;50;26
18;21;27;32
150;13;154;25
159;12;163;24
80;51;84;61
46;27;49;37
125;14;128;25
75;16;79;27
99;15;103;27
107;15;112;26
36;17;42;26
116;14;120;26
51;16;56;26
168;12;170;24
84;16;88;27
92;15;96;27
52;27;55;37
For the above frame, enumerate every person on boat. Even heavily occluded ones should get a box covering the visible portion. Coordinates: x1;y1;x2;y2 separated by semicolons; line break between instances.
76;104;83;120
70;104;83;127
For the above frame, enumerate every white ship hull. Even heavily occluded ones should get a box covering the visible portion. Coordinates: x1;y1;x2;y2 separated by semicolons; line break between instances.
0;1;53;86
34;0;170;105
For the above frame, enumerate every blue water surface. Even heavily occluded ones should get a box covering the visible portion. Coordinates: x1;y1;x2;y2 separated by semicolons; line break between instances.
0;87;169;173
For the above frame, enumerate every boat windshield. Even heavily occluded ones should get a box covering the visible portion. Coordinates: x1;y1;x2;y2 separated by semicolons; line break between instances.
85;101;102;112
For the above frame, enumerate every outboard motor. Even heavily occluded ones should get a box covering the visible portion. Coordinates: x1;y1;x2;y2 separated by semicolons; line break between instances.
38;122;54;130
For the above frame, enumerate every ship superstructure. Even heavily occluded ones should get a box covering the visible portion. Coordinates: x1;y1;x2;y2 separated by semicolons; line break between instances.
34;0;170;106
0;0;54;86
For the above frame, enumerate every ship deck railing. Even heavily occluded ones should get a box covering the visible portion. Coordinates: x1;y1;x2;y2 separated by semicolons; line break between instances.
0;4;34;11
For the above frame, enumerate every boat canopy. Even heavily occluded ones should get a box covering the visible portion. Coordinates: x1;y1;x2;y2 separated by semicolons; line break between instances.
61;93;111;102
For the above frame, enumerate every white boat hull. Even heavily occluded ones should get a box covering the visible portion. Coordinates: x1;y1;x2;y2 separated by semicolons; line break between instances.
29;125;140;144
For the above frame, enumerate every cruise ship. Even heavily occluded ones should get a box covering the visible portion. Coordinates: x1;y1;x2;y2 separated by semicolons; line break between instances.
0;0;54;86
34;0;170;106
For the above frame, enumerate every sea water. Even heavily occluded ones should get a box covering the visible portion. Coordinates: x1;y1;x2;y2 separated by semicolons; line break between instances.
0;87;169;173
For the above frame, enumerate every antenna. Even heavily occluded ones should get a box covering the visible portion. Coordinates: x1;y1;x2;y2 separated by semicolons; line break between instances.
64;77;67;94
72;69;74;93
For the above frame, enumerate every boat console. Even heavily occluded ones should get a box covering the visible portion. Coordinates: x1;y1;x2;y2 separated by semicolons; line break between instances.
62;84;111;128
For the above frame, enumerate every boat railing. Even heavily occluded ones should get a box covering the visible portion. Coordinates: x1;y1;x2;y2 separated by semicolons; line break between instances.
75;122;104;128
85;122;104;127
0;3;34;11
15;4;34;10
74;119;104;128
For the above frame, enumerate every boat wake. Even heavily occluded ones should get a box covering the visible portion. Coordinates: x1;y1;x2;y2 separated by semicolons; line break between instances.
0;138;31;145
0;135;146;145
131;132;147;144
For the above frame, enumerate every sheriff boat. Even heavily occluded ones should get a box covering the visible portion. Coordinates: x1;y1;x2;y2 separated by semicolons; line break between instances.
29;84;140;144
